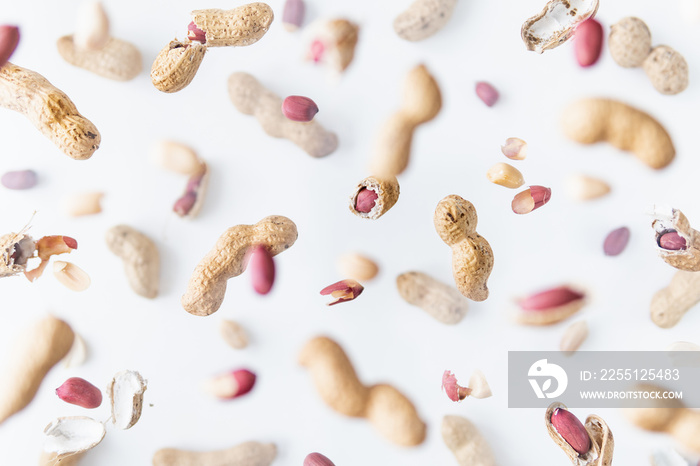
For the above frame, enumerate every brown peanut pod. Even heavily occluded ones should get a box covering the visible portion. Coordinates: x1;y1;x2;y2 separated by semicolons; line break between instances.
643;45;689;95
349;175;399;220
650;270;700;328
546;402;614;466
182;216;298;316
150;40;206;93
434;195;493;301
652;207;700;271
0;316;75;424
0;63;100;160
441;415;497;466
153;441;277;466
105;225;160;299
228;72;338;157
57;35;142;81
191;3;274;47
298;336;426;446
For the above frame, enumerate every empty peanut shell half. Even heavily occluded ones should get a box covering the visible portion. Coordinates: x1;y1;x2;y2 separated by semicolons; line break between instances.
521;0;600;53
396;271;468;325
43;416;105;459
108;370;147;430
651;206;700;271
349;176;399;220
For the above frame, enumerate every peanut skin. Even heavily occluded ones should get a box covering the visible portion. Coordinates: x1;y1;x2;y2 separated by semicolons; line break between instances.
0;315;74;424
561;98;675;169
434;195;494;301
153;441;277;466
182;216;297;316
0;63;100;160
105;225;160;299
299;336;426;447
228;72;338;157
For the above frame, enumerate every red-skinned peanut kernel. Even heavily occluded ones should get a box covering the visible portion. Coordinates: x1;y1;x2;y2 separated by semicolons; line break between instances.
249;245;275;295
354;188;378;213
551;408;591;455
574;18;604;67
56;377;103;409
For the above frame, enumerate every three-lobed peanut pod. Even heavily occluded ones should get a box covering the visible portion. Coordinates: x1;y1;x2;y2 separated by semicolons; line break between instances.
434;195;494;302
0;63;100;160
182;216;298;316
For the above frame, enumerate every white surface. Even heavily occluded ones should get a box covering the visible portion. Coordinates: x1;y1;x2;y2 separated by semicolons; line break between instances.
0;0;699;464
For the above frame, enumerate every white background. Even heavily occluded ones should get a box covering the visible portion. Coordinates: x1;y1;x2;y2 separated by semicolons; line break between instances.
0;0;699;464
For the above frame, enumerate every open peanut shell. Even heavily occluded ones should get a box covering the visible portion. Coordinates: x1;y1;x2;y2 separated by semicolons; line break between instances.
652;206;700;271
521;0;600;53
43;416;105;460
108;370;147;430
545;402;614;466
349;175;400;220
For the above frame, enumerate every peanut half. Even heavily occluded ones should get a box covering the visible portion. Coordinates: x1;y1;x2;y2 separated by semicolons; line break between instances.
0;63;100;160
434;195;494;301
516;285;586;325
0;315;74;424
43;416;105;460
336;253;378;282
521;0;600;53
565;174;610;201
442;415;497;466
486;162;524;189
153;441;277;466
108;370;147;430
349;175;400;220
228;72;338;158
546;402;614;465
53;261;91;292
561;98;675;169
182;216;297;316
369;64;442;177
651;207;700;271
306;19;359;73
396;271;469;324
299;336;426;446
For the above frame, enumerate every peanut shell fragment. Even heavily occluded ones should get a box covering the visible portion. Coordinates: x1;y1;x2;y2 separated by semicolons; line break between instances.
521;0;600;53
108;370;147;430
43;416;105;459
349;176;399;220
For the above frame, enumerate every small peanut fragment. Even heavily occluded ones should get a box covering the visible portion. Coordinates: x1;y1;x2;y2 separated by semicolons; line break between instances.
442;370;471;402
248;245;275;295
282;0;305;31
512;186;551;214
434;195;494;301
219;320;248;350
486;162;524;189
202;369;256;400
53;261;91;292
574;18;603;67
108;370;147;430
304;452;336;466
306;19;359;73
501;137;528;160
56;377;102;409
320;279;364;306
282;95;318;122
550;408;591;455
337;253;378;282
1;170;37;190
475;82;499;107
187;22;206;43
603;226;630;256
182;216;297;316
560;320;589;353
565;174;610;201
517;285;585;325
61;192;103;217
0;26;20;68
73;1;109;51
468;370;492;399
349;176;400;220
